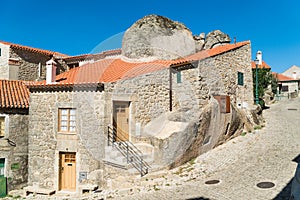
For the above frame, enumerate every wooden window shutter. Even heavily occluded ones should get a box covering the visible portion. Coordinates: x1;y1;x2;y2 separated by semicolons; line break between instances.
238;72;244;86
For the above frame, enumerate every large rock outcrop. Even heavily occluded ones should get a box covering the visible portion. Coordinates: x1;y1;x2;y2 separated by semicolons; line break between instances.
122;15;196;60
142;98;252;168
203;30;231;49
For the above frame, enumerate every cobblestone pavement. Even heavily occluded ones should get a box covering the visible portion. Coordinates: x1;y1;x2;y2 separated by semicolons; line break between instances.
107;98;300;200
7;99;300;200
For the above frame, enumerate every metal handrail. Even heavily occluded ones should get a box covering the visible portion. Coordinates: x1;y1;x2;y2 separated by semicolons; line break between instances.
107;126;150;176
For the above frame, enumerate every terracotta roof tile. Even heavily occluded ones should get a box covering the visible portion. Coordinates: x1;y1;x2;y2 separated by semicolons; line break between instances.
0;80;30;109
0;41;68;58
29;41;250;88
251;61;271;69
272;72;297;82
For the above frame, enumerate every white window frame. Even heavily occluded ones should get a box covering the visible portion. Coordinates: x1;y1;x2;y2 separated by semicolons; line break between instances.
0;114;9;138
58;108;76;133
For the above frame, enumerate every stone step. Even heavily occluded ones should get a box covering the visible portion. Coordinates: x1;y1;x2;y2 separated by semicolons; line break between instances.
105;151;153;164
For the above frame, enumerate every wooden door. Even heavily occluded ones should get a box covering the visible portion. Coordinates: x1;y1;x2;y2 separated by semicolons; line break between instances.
113;101;129;141
59;152;76;191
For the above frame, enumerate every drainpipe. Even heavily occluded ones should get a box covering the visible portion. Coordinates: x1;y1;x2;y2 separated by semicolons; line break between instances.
169;67;172;112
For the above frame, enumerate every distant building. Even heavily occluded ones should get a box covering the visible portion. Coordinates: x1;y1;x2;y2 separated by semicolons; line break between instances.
0;41;67;81
273;72;300;98
282;65;300;80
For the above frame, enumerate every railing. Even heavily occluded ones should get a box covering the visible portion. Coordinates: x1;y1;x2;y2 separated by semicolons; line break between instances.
107;126;150;177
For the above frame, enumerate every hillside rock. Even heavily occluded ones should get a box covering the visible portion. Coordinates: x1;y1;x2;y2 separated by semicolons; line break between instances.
122;15;196;60
194;32;205;51
204;30;231;49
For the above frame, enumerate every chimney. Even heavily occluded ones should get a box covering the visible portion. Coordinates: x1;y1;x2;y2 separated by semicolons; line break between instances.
293;71;297;79
46;57;57;84
256;51;262;65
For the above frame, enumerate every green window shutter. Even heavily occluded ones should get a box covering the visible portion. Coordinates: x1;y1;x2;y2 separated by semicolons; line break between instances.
0;159;5;177
238;72;244;86
177;71;182;83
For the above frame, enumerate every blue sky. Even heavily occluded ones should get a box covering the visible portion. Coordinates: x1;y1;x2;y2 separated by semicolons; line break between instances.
1;0;299;73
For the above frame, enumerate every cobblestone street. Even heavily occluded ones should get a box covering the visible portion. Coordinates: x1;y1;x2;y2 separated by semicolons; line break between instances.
109;98;300;200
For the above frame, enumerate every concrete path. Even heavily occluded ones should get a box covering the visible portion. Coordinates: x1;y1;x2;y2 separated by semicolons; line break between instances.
106;98;300;200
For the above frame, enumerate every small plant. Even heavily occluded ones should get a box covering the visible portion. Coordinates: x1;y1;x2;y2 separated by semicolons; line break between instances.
186;167;194;172
165;183;170;186
153;185;160;191
189;158;196;165
174;167;184;175
241;132;247;136
254;125;262;130
145;178;148;181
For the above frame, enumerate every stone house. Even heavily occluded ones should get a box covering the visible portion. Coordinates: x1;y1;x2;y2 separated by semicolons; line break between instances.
0;41;68;193
282;65;300;79
26;39;254;195
0;41;67;81
273;72;300;99
0;80;30;192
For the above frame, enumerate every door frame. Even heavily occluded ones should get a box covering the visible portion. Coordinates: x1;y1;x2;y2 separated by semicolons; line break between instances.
58;152;76;191
112;101;131;141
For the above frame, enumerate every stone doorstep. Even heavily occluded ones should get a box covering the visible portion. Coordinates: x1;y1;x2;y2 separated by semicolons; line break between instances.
23;186;56;196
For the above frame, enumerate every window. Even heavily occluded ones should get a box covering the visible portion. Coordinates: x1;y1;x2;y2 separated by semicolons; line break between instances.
0;117;5;138
237;72;244;86
0;159;4;177
58;108;76;133
0;48;1;56
115;104;126;113
282;85;289;92
176;71;182;83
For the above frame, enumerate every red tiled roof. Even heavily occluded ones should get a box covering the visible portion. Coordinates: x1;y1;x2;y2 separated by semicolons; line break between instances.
251;61;271;69
29;41;250;88
0;80;30;109
272;72;296;82
0;41;68;58
179;41;250;63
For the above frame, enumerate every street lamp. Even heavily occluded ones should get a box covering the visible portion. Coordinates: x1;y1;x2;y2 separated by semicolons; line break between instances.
254;58;259;105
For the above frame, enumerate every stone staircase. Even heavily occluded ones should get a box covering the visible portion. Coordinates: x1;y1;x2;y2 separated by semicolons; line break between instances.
104;127;154;176
103;144;154;174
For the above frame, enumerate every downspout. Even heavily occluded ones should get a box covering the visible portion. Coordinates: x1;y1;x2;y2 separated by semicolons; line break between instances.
169;66;172;112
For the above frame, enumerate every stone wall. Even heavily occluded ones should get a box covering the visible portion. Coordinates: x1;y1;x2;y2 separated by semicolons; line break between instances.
28;90;106;192
0;111;28;191
197;44;253;108
105;69;170;132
